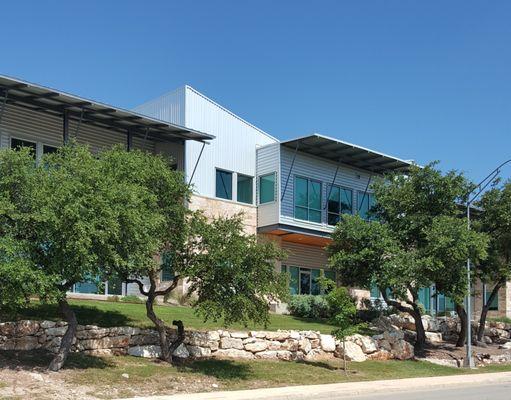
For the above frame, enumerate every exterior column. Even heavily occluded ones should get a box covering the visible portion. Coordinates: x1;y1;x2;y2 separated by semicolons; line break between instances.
127;129;133;151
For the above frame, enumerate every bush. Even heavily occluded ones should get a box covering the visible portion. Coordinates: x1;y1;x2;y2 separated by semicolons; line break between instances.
120;295;144;304
288;295;331;319
358;298;394;322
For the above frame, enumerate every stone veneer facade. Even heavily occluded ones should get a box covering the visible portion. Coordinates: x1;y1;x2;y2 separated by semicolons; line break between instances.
473;280;511;319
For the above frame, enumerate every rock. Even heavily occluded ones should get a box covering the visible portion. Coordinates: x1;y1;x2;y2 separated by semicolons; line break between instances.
213;349;255;359
186;331;219;350
244;340;268;353
16;321;40;336
218;330;231;338
250;331;266;339
108;326;141;336
378;339;392;352
367;350;393;360
128;345;162;358
230;331;249;339
335;342;366;362
302;331;319;340
277;350;294;361
289;331;301;340
212;384;219;388
420;317;430;332
220;337;244;350
255;350;278;359
427;318;440;332
129;333;159;346
77;335;129;351
349;334;377;354
40;321;56;329
76;328;110;340
310;339;320;349
173;343;190;359
383;329;404;341
28;372;44;382
499;342;511;350
265;331;290;341
0;322;16;336
187;345;211;358
45;326;68;337
281;339;299;352
267;341;281;350
320;334;336;352
419;357;459;368
484;336;493;344
425;332;443;344
122;373;129;379
304;348;329;360
14;336;40;351
298;338;311;353
391;339;415;360
0;340;15;350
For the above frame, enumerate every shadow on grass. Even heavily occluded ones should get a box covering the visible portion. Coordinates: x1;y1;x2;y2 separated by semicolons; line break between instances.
0;349;113;371
5;303;131;328
179;359;252;381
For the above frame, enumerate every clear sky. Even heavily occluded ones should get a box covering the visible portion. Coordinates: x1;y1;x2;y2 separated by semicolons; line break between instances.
1;1;510;182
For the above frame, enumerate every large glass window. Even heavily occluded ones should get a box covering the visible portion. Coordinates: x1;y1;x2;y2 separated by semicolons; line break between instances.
357;191;376;220
216;169;232;200
282;266;329;295
259;173;276;204
237;174;253;204
294;177;322;223
11;138;36;158
161;251;174;282
485;286;499;311
327;186;353;225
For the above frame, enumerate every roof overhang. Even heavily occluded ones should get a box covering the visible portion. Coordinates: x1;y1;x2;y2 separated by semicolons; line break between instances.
0;75;214;143
259;224;332;247
281;134;413;174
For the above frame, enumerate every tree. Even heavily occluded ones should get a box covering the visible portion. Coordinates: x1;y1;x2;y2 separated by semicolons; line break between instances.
0;144;123;371
320;279;360;375
475;181;511;342
99;148;288;363
328;163;486;353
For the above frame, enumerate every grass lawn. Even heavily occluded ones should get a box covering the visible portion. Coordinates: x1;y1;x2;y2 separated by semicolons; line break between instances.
2;351;511;399
8;299;338;333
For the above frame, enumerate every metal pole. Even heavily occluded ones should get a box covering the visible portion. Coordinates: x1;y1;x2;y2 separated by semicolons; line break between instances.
464;203;475;368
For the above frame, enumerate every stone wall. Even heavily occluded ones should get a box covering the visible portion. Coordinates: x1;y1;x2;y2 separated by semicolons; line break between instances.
0;320;414;362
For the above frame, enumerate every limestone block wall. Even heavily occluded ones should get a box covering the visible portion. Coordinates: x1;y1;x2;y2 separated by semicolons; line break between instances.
472;280;510;319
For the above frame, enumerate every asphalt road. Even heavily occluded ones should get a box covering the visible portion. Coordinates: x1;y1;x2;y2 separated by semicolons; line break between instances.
310;382;511;400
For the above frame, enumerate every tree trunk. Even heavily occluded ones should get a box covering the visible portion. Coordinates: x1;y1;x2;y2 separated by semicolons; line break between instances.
456;303;467;347
410;305;426;355
48;299;77;371
477;282;502;342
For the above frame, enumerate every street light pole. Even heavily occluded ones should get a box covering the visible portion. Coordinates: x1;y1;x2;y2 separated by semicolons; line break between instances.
463;159;511;368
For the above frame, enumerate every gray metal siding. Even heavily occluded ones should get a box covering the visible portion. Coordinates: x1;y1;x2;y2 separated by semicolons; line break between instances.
281;241;328;270
256;143;280;227
133;86;186;126
0;104;155;153
280;146;375;228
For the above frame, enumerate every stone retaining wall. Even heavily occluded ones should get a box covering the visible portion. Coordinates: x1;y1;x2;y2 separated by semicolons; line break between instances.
0;320;414;362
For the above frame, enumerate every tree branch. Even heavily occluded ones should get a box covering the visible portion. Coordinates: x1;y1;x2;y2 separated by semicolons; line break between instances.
380;287;414;314
126;278;149;296
154;275;181;297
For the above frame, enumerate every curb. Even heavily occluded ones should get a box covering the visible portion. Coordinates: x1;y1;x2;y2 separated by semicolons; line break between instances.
122;371;511;400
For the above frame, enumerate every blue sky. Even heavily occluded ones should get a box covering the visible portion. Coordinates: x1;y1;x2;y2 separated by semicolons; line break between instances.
1;1;510;182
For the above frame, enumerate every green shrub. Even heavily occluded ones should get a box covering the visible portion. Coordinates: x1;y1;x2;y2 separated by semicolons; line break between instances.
288;295;330;319
107;295;120;302
120;295;144;304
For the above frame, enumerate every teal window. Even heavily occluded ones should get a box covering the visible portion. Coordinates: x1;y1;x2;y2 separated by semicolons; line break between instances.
418;287;431;313
11;138;36;158
283;265;325;295
370;283;380;298
237;174;253;204
358;192;376;220
485;286;499;311
216;169;232;200
327;186;353;225
43;145;58;155
259;173;276;204
294;177;322;223
161;252;174;282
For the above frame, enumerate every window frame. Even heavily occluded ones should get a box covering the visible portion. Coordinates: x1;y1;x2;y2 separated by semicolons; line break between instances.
327;184;353;226
215;168;233;200
293;175;323;223
357;190;376;220
236;173;254;205
259;172;277;204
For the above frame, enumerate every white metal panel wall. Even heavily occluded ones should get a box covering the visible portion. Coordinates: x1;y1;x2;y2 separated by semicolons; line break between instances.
133;86;186;126
280;146;375;225
154;141;184;170
184;86;277;198
281;241;328;270
256;143;280;227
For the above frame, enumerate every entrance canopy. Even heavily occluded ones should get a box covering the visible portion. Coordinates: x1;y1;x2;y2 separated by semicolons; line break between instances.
0;75;214;144
282;134;413;174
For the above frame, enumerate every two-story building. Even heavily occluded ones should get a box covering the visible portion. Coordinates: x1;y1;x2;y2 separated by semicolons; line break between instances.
1;74;508;319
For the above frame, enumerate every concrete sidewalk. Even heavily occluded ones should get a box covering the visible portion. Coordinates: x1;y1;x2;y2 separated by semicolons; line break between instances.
123;371;511;400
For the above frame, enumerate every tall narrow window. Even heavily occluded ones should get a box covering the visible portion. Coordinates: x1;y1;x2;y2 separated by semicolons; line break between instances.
11;138;36;158
327;186;353;225
259;173;276;204
294;177;322;223
484;285;499;311
216;169;232;200
237;174;253;204
357;191;376;220
161;252;174;282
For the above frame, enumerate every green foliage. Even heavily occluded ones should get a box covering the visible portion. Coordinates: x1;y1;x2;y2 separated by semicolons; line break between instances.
288;295;331;319
119;295;144;304
323;284;360;340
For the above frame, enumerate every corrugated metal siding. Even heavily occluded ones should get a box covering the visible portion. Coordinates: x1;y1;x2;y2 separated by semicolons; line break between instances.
133;86;186;126
280;146;375;228
281;241;328;270
184;87;277;197
154;141;184;170
0;104;155;153
256;143;280;227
